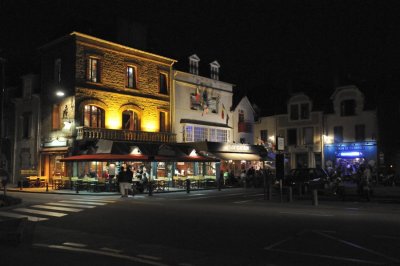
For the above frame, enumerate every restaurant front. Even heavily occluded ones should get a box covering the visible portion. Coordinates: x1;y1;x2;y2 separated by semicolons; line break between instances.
59;140;220;192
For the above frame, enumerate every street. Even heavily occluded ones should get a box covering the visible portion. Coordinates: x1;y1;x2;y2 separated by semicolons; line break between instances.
1;188;400;265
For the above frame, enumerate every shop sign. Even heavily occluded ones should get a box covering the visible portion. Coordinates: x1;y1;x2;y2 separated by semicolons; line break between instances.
277;137;285;151
43;139;67;147
220;144;251;152
20;169;38;175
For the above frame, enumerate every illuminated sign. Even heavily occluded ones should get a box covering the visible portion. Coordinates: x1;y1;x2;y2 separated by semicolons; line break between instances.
226;144;250;152
338;151;363;157
277;137;285;151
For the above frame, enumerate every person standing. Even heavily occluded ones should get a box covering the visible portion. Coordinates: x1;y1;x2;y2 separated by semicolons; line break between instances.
118;166;129;197
126;166;134;196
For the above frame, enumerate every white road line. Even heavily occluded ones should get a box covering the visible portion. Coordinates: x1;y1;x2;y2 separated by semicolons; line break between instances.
137;254;162;260
268;248;385;265
100;247;122;253
63;242;87;248
233;200;253;204
13;208;67;217
34;243;169;266
314;230;400;263
47;202;96;208
71;199;116;203
31;205;83;212
0;211;48;222
59;200;106;205
279;211;333;217
264;237;293;250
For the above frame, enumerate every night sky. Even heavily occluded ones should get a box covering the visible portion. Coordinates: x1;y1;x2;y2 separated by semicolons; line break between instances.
1;0;400;115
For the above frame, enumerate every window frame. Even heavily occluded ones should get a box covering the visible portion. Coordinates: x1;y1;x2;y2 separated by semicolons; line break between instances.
83;105;105;128
87;56;101;83
159;72;169;94
126;65;138;89
287;128;297;146
333;126;343;143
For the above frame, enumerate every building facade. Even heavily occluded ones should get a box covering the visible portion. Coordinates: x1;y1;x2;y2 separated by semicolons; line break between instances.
323;85;378;175
232;96;255;144
38;32;176;183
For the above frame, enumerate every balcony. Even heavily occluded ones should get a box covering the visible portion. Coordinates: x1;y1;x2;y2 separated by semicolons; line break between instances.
76;127;176;143
238;121;253;133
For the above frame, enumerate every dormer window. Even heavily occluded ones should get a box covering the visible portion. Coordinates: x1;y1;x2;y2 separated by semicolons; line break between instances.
340;99;356;116
290;102;310;121
210;60;220;80
189;54;200;75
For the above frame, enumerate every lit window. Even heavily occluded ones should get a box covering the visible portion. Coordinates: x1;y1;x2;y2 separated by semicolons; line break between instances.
126;66;137;89
52;104;60;130
159;112;168;132
260;130;268;143
184;126;194;142
87;57;100;83
159;73;168;94
84;105;104;128
122;110;140;130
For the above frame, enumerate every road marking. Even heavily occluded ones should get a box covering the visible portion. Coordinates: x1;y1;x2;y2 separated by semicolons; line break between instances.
63;242;87;248
13;208;67;217
34;243;169;266
100;247;122;253
264;237;293;250
59;200;106;205
233;200;253;204
31;205;82;212
47;202;96;208
313;230;400;264
0;211;48;222
137;254;162;260
279;211;333;217
71;199;116;203
268;248;385;265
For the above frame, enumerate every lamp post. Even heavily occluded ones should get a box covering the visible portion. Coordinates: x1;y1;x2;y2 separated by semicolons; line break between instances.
0;56;6;170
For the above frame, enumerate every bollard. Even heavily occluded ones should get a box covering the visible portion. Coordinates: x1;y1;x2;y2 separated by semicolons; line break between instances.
186;178;190;194
288;187;293;202
279;180;283;203
76;182;79;194
46;182;49;192
312;189;318;206
148;181;153;196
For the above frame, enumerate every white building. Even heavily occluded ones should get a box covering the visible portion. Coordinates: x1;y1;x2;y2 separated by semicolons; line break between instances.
231;96;255;144
323;85;378;172
172;55;234;143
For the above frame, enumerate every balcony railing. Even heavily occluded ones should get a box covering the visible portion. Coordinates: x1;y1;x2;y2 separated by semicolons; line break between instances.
76;127;176;143
238;121;253;133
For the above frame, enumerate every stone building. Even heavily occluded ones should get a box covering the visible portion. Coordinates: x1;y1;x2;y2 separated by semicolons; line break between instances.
38;32;176;183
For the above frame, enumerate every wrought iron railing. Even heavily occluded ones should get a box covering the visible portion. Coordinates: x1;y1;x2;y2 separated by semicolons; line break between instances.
76;127;176;142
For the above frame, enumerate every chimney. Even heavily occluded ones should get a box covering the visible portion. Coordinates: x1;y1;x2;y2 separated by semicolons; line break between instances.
210;60;220;80
189;54;200;75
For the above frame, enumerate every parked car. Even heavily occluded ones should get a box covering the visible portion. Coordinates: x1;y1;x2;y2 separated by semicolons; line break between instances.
284;168;330;193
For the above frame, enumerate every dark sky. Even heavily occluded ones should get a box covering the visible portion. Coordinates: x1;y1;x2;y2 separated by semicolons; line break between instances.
1;0;400;114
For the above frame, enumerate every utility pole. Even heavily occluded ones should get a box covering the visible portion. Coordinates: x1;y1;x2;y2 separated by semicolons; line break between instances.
0;55;5;169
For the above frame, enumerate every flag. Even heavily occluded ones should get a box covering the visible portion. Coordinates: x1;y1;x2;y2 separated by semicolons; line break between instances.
221;103;225;119
195;87;200;102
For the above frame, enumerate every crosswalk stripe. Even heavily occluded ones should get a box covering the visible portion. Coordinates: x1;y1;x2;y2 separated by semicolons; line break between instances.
0;211;48;222
47;202;96;208
59;200;106;205
31;205;83;212
13;208;67;217
71;199;116;203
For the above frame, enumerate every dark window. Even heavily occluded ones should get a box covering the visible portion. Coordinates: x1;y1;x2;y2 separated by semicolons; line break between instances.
303;127;314;145
159;112;167;132
126;66;137;88
290;104;299;120
287;128;297;145
52;104;60;130
159;73;168;94
239;110;244;123
22;112;31;139
122;110;139;131
84;105;104;128
54;58;61;84
300;103;310;119
260;130;268;143
334;126;343;143
87;57;100;83
355;124;365;141
340;99;356;116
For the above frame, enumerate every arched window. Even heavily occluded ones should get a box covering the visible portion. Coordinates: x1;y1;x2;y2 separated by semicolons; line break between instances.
122;110;140;131
84;105;104;128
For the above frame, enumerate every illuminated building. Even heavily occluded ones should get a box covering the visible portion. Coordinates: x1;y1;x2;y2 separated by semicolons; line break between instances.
37;32;176;183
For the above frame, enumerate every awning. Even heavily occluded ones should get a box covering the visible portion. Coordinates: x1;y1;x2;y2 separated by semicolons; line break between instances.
40;147;69;154
60;154;149;162
155;155;219;162
212;152;262;161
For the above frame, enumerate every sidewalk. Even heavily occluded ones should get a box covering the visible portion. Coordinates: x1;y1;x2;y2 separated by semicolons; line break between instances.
5;185;120;196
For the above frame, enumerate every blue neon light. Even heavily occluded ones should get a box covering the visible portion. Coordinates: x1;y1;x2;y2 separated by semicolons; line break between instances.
339;151;363;157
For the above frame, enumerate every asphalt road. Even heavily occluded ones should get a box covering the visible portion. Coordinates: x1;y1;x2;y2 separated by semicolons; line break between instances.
1;189;400;266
